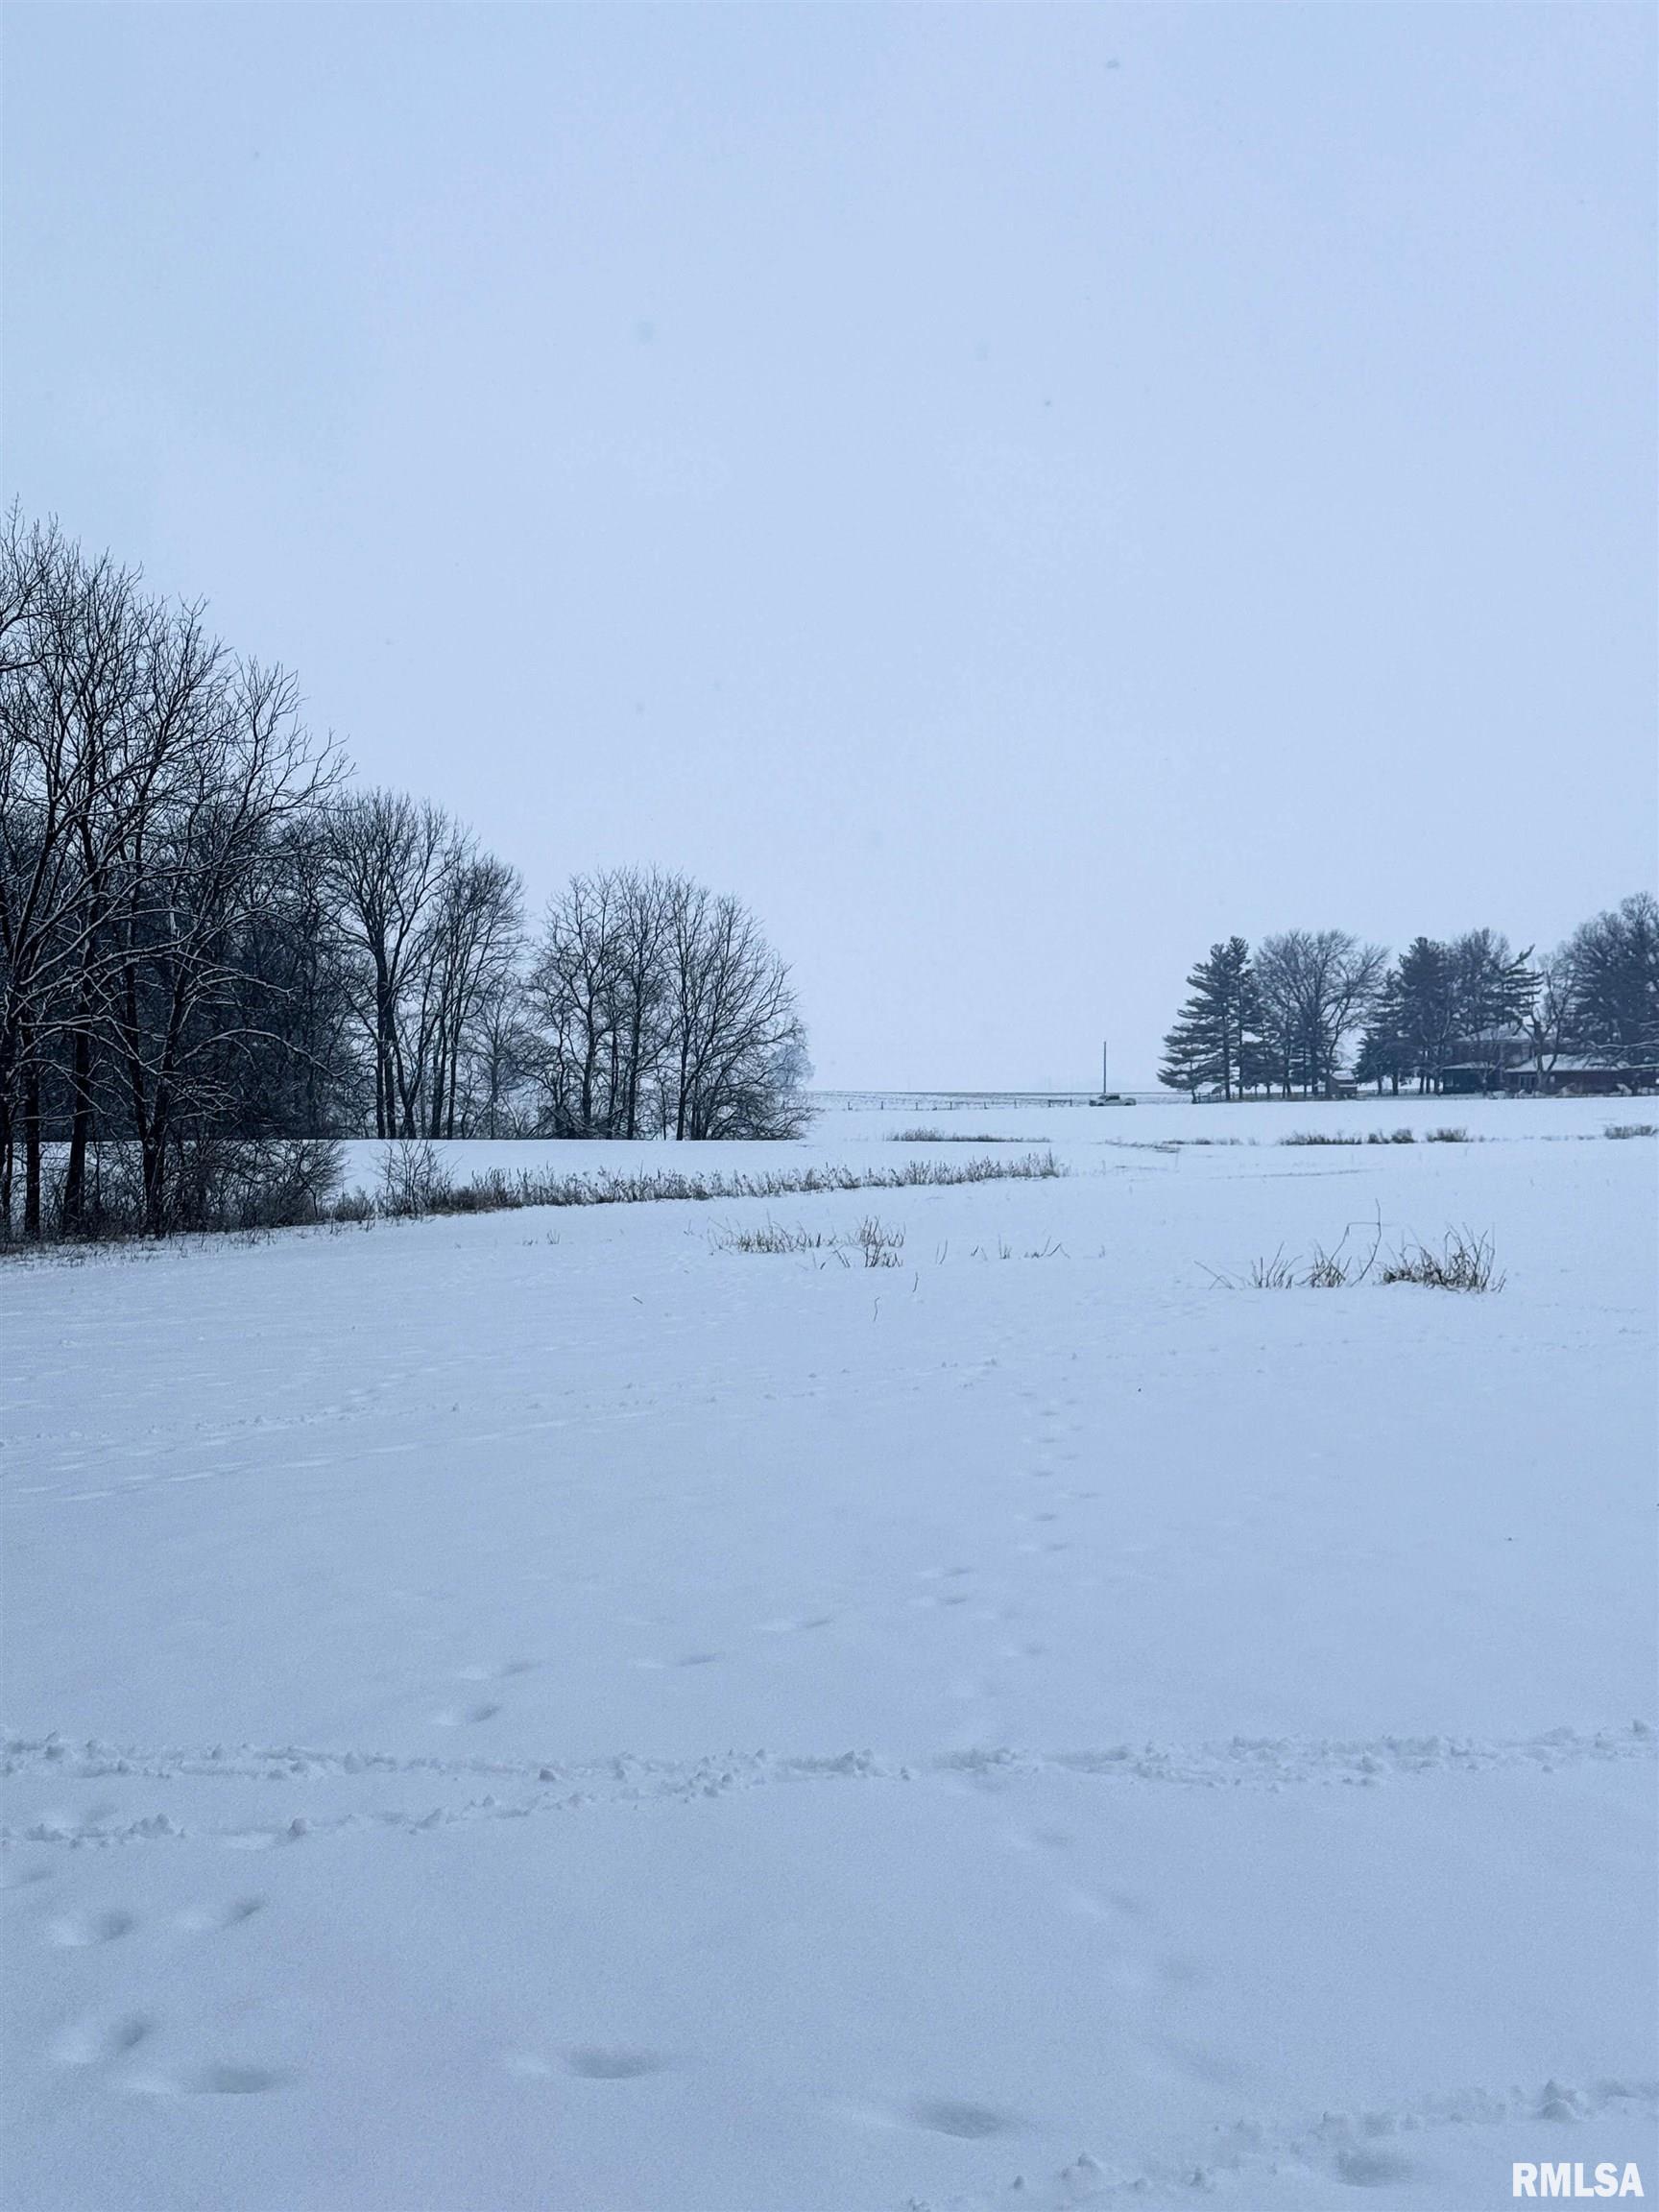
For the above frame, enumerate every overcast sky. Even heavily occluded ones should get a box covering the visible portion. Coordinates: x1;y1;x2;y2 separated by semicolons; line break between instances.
5;4;1653;1089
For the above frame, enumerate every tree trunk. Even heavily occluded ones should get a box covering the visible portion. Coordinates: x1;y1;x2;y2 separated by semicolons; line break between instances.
21;1049;42;1240
61;1010;94;1233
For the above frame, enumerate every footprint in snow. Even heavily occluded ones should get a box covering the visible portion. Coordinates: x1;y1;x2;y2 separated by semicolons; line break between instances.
907;2098;1021;2139
1006;1825;1072;1854
51;2013;153;2066
176;1897;265;1933
1335;2146;1416;2187
222;1821;307;1851
127;2064;286;2096
47;1909;134;1947
565;2047;672;2079
432;1701;501;1726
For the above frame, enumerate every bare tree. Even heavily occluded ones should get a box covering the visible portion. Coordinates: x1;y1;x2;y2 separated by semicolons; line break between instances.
662;878;808;1140
1254;929;1388;1098
612;869;673;1139
417;847;523;1139
0;513;97;1233
465;989;540;1137
325;790;456;1138
528;871;625;1136
1519;946;1575;1087
96;639;334;1232
527;870;807;1142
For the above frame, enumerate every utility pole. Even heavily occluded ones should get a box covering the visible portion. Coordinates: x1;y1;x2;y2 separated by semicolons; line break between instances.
1100;1038;1109;1099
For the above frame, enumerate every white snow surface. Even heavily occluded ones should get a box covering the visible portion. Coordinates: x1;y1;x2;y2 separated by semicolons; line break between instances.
3;1095;1655;2210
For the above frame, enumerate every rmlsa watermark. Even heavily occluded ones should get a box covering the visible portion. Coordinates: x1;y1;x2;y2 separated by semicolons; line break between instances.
1514;2165;1645;2199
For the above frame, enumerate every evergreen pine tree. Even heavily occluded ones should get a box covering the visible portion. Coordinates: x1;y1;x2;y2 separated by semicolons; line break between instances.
1159;938;1261;1101
1356;969;1408;1094
1158;1017;1214;1100
1396;937;1455;1092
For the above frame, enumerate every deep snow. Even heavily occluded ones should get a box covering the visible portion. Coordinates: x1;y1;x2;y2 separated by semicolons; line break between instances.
2;1096;1655;2210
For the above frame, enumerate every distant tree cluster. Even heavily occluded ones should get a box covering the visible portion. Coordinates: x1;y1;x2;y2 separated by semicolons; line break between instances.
0;514;808;1239
531;869;808;1142
1161;904;1659;1100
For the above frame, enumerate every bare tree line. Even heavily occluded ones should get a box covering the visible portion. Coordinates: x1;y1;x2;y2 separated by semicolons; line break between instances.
0;514;808;1240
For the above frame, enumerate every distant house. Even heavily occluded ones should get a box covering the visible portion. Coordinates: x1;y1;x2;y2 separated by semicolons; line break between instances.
1441;1029;1659;1097
1439;1028;1535;1097
1501;1055;1659;1098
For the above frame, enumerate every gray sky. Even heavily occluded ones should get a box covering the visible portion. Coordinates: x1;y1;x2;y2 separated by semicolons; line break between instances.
5;4;1654;1089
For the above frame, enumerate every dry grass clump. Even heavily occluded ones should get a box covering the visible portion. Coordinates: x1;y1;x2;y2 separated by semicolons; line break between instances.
1283;1124;1475;1147
1378;1229;1503;1292
715;1219;835;1256
1604;1122;1657;1140
890;1127;1050;1144
714;1214;904;1267
1222;1214;1503;1293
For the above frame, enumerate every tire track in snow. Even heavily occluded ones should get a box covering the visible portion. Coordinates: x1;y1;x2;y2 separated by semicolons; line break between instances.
4;1721;1651;1850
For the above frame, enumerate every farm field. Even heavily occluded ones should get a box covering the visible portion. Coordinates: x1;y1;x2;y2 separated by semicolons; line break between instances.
2;1097;1655;2210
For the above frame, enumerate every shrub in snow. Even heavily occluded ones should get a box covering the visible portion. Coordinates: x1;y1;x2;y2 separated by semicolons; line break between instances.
376;1139;454;1218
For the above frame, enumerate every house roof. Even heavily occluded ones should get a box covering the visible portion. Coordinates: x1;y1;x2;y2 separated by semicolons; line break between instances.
1482;1056;1659;1076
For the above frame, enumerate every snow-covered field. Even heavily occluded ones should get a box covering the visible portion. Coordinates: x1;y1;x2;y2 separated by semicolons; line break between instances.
3;1097;1655;2210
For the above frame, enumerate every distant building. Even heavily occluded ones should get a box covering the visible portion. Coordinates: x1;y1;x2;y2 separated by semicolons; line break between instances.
1441;1029;1659;1097
1438;1027;1534;1096
1500;1055;1659;1098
